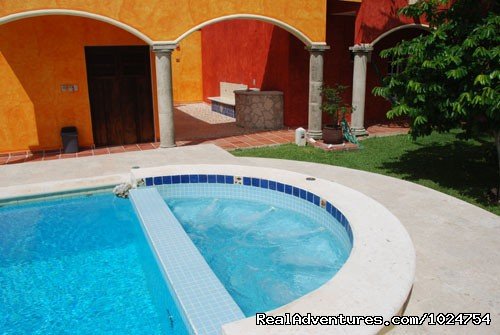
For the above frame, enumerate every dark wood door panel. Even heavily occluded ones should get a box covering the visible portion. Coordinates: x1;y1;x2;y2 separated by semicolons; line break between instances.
85;46;154;146
119;78;139;145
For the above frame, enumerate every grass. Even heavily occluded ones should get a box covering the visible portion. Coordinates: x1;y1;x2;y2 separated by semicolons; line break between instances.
233;130;500;216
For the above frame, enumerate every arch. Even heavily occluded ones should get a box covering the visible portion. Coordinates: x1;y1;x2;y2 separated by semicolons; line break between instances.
0;9;153;44
171;14;316;46
370;23;430;47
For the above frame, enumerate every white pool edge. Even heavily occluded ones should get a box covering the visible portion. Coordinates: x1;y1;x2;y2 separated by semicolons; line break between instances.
131;164;416;335
0;164;415;335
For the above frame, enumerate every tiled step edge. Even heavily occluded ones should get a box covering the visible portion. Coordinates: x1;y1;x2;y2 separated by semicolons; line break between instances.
129;188;245;335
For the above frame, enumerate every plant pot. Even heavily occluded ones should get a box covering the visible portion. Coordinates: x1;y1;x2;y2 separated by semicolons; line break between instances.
323;125;343;144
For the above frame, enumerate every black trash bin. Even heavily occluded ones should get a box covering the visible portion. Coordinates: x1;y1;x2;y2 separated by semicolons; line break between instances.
61;126;79;153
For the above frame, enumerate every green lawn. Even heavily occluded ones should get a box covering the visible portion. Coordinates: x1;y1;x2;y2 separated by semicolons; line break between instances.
233;130;500;216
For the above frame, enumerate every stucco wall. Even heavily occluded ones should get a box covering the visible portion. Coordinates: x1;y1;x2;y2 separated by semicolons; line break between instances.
365;28;429;123
0;16;203;152
0;0;327;44
323;14;356;124
200;20;310;128
354;0;424;44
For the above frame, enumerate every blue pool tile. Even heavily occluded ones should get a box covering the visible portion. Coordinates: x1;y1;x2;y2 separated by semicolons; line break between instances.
260;179;269;189
313;195;320;206
293;187;300;197
285;185;293;195
208;175;216;183
269;181;277;190
216;175;225;184
153;176;162;185
145;177;153;186
162;176;172;185
172;175;181;184
243;177;251;186
225;176;234;184
251;178;260;187
300;189;307;199
181;175;189;184
189;175;199;183
341;215;348;229
326;202;332;214
335;211;342;223
306;192;314;202
199;174;208;183
277;183;285;192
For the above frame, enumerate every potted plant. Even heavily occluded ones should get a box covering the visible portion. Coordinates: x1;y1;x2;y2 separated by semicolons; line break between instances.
320;84;352;144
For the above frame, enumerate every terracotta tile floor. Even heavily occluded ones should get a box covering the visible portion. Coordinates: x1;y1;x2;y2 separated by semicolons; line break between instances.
0;103;408;165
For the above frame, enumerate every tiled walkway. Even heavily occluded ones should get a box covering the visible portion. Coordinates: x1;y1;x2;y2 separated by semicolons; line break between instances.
0;103;408;165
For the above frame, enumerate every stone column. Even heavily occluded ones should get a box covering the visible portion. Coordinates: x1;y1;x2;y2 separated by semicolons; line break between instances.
349;44;373;136
152;44;176;148
307;45;329;139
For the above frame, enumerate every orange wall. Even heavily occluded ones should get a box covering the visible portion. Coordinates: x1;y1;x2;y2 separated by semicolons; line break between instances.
172;31;203;103
0;16;203;152
0;0;327;43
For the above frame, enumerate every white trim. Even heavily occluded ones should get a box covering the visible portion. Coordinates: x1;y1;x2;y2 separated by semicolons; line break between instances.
0;10;324;47
370;23;430;47
0;9;154;44
171;14;315;46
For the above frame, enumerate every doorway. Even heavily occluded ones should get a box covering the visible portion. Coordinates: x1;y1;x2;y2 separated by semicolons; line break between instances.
85;46;154;146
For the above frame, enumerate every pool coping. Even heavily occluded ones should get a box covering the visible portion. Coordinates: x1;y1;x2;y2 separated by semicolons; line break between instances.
131;164;416;335
0;164;415;335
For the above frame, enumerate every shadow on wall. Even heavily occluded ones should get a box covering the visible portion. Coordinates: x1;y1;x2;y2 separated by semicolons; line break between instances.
355;0;423;45
0;51;38;152
201;20;310;128
261;26;310;127
365;27;429;124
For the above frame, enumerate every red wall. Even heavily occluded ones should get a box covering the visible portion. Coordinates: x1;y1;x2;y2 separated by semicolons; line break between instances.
365;28;429;123
200;8;429;130
201;20;309;127
323;14;356;124
354;0;423;44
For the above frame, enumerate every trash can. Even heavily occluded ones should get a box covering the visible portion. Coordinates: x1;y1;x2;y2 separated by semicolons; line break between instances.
61;126;79;153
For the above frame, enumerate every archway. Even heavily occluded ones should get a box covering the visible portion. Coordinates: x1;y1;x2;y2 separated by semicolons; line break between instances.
0;14;156;152
171;18;315;143
0;9;153;44
364;25;431;124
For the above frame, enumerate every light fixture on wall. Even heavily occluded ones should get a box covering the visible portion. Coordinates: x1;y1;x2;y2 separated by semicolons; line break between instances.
61;84;78;92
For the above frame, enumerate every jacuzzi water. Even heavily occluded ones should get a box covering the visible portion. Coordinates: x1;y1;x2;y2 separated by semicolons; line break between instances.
165;196;351;316
0;193;188;335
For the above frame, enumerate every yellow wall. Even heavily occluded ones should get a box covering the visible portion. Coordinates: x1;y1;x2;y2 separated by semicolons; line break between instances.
172;32;203;103
0;16;203;152
0;0;326;43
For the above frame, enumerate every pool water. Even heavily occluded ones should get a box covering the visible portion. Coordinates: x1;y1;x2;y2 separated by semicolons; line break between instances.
166;197;351;316
0;194;188;335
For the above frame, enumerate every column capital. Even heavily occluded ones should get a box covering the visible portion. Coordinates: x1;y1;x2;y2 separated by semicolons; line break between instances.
349;44;373;54
306;44;330;52
151;43;177;53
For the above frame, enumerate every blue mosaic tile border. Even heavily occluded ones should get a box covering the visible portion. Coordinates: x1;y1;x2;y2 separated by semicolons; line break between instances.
144;174;353;243
211;101;236;118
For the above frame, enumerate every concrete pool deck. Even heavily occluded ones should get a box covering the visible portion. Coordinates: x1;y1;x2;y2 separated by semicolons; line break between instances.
0;144;498;334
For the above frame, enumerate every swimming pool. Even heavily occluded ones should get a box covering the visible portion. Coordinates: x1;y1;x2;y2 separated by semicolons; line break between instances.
163;185;352;316
0;164;415;335
0;193;188;335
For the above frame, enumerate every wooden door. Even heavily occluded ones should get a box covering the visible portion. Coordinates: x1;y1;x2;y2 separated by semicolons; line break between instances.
85;46;154;146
